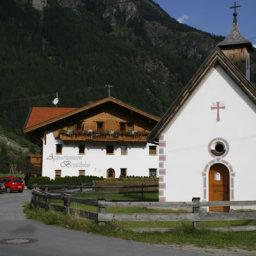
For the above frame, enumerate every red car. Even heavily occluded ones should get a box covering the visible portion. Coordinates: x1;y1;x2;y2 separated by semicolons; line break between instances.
0;181;5;193
0;176;24;193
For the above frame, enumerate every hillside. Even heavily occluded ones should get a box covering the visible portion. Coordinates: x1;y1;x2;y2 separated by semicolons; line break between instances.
0;0;255;134
0;126;36;173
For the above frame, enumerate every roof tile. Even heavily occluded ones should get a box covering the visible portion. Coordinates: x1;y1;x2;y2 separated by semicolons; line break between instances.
218;23;253;49
25;107;77;129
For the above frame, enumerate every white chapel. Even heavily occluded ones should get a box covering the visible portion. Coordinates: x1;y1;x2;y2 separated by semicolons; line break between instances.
149;5;256;211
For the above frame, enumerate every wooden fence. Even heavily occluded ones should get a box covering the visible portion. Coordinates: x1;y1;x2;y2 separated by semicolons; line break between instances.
31;190;256;227
97;200;256;226
33;183;158;200
31;190;98;220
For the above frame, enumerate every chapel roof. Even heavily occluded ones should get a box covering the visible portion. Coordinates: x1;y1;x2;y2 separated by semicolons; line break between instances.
148;48;256;143
218;22;253;50
218;4;253;51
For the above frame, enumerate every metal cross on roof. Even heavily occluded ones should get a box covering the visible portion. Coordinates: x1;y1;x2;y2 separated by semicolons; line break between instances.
105;84;114;97
230;2;241;25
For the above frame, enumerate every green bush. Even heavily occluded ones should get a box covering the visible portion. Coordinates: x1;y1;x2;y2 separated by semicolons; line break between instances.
28;176;158;189
28;176;51;188
28;175;102;189
95;177;158;186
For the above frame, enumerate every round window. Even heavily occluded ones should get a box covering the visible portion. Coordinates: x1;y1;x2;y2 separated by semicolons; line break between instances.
209;138;229;157
215;142;225;154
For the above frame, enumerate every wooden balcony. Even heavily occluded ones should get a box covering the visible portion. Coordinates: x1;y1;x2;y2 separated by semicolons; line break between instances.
29;154;42;168
56;130;149;143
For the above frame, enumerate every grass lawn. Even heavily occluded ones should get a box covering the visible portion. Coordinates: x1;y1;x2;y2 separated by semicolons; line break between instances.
122;220;256;229
73;191;158;201
50;193;188;214
50;191;161;213
24;204;256;250
52;200;189;214
49;191;256;228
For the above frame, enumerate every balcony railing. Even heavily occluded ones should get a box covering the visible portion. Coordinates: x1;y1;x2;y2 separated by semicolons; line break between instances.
56;130;149;142
29;154;42;168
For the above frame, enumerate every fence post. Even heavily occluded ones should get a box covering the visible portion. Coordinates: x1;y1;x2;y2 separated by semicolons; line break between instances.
192;197;200;228
92;180;96;193
63;194;71;215
30;191;38;209
97;199;106;225
141;183;144;201
45;195;50;210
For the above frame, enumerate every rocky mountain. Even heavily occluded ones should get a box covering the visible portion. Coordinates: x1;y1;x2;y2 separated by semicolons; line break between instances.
0;0;255;135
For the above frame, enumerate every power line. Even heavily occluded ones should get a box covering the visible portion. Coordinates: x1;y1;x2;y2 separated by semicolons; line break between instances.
0;86;106;106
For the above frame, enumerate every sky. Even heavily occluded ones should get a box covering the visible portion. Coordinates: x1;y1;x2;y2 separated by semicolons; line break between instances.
153;0;256;47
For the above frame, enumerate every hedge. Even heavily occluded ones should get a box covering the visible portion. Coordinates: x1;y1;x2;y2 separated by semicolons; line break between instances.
28;175;102;189
95;176;158;186
28;176;158;189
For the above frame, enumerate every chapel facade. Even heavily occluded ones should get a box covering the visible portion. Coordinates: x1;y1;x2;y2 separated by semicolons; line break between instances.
149;6;256;211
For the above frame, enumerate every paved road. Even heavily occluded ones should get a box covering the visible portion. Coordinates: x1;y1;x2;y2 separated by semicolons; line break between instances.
0;191;254;256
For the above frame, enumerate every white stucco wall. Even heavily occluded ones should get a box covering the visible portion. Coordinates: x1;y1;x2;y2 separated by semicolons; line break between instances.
42;133;158;179
161;65;256;202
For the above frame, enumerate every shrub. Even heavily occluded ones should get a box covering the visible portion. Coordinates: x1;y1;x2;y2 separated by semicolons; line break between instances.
95;176;159;186
28;175;102;189
28;176;51;188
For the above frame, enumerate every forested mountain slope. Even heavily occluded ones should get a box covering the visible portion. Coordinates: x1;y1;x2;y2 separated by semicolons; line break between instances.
0;0;255;135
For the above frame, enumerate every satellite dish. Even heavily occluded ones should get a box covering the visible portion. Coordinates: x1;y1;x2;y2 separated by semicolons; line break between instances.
52;92;59;106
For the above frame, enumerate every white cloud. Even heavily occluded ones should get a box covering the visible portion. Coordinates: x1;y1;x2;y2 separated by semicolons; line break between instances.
177;15;189;24
253;44;256;48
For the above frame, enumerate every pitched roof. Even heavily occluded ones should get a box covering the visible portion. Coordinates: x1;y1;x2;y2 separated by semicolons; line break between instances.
218;22;253;50
148;48;256;142
24;107;77;130
24;97;160;133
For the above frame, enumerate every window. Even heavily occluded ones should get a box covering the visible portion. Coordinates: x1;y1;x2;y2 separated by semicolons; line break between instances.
214;171;221;181
106;145;114;155
149;168;157;178
121;145;128;155
55;170;61;178
127;122;134;132
107;168;115;178
56;144;62;154
0;177;10;182
215;142;225;155
79;145;85;154
119;122;126;131
79;170;85;176
209;139;228;157
149;146;157;155
97;121;104;131
14;178;22;183
120;168;127;178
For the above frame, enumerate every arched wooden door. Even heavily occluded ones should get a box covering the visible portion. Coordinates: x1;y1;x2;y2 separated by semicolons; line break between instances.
107;168;115;179
209;164;230;212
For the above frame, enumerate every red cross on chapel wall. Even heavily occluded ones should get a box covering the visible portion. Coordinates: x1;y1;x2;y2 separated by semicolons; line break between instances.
211;102;225;122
